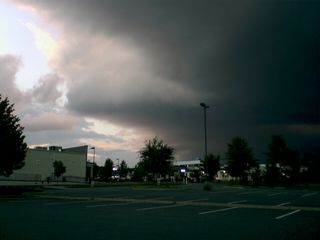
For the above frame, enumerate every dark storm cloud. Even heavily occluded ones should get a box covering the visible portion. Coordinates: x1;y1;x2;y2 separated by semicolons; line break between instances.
32;73;63;103
15;0;320;160
221;2;320;125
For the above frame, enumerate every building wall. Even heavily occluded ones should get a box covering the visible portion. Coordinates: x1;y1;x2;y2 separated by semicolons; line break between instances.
4;146;88;182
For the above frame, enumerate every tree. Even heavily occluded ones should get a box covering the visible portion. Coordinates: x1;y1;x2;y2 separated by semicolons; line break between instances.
103;158;113;181
265;135;301;184
282;148;300;183
225;137;256;182
203;154;220;180
301;151;320;182
53;160;66;178
139;137;175;179
265;135;287;184
118;160;129;177
132;160;147;181
86;162;100;181
0;95;27;177
250;165;263;186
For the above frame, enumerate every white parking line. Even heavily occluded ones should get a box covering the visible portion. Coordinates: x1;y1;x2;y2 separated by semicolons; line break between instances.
86;201;143;208
86;204;107;208
136;203;186;211
108;201;143;207
8;199;49;203
210;190;242;194
198;206;238;215
238;190;266;195
277;202;290;207
43;200;93;206
275;209;301;220
183;198;209;203
107;195;144;199
301;192;318;198
238;191;255;195
86;197;208;210
268;192;283;197
150;196;174;200
227;200;247;204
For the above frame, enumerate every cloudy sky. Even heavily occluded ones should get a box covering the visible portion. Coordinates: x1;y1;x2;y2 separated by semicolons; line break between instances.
1;0;319;166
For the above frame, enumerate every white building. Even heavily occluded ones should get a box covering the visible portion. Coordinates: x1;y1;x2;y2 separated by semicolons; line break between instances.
173;159;202;171
1;145;88;182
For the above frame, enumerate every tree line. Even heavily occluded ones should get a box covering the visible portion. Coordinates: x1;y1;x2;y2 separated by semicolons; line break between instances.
127;135;320;186
86;158;129;182
224;135;320;186
90;137;175;182
1;95;319;186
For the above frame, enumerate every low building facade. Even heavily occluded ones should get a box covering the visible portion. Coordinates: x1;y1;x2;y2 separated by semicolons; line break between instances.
1;145;88;182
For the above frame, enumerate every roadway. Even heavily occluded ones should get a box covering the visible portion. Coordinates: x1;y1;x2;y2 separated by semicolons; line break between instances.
0;183;319;239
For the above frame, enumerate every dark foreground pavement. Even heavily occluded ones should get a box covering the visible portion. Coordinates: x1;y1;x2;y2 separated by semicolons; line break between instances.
0;183;319;240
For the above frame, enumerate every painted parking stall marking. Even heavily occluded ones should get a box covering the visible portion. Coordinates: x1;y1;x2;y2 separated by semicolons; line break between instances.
136;198;208;211
86;202;134;208
301;192;318;198
182;198;209;202
198;206;238;215
227;200;247;204
86;204;107;208
277;202;291;207
37;194;320;217
268;192;284;197
238;190;258;195
275;209;301;220
150;196;174;200
86;200;158;208
209;189;243;194
136;203;185;211
237;189;268;195
43;200;92;206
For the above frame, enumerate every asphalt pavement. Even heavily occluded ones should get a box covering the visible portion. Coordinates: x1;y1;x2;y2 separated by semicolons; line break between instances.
0;183;319;240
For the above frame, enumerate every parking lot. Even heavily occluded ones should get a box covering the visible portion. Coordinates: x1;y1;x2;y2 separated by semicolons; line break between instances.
1;183;319;239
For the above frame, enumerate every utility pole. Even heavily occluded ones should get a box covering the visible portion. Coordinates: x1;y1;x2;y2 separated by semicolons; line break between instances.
200;102;210;160
90;147;95;187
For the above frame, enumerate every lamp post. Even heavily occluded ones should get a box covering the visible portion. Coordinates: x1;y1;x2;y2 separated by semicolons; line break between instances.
90;147;95;187
200;102;209;160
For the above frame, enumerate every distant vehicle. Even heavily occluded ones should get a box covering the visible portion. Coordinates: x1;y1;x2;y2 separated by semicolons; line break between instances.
111;175;120;181
187;176;197;183
118;176;126;182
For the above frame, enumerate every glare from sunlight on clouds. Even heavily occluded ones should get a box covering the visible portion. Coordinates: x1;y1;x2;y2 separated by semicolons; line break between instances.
24;21;59;60
0;1;51;91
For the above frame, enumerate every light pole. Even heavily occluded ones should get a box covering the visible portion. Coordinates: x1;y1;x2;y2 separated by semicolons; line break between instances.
200;102;209;160
90;147;95;187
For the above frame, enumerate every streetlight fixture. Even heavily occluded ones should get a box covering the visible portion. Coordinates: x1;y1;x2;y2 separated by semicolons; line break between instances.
90;147;95;187
200;102;210;160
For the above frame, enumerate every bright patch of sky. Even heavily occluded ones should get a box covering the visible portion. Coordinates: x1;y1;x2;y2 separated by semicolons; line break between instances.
83;118;148;153
0;1;55;91
83;118;132;137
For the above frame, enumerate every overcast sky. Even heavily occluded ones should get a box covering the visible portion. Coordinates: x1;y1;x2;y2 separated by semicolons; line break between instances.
1;0;319;166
